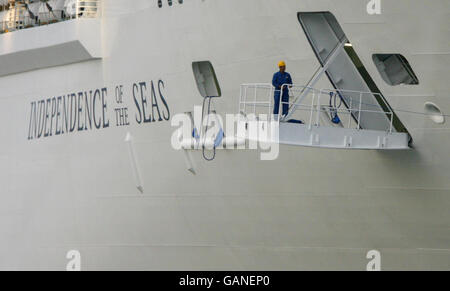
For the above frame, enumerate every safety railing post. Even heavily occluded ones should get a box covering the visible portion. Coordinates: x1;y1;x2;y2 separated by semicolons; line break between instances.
244;86;247;114
269;85;272;118
278;85;283;122
348;98;353;128
316;90;322;126
238;85;242;114
308;91;315;130
253;86;257;114
357;92;363;130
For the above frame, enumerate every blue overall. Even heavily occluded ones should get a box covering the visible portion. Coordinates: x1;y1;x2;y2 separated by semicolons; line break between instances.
272;71;293;116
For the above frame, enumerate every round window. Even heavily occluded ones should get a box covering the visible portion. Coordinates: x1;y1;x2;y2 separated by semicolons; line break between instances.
424;102;445;124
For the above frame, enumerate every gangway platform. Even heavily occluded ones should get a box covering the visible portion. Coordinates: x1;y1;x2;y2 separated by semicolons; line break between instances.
238;84;410;150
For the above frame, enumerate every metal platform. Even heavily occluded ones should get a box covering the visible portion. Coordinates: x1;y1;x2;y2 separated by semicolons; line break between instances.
239;83;410;150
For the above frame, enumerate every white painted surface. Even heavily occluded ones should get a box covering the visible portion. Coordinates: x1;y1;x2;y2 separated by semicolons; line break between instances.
0;18;102;76
0;0;448;270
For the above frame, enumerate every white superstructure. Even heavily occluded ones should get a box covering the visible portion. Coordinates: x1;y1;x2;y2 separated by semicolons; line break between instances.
0;0;449;270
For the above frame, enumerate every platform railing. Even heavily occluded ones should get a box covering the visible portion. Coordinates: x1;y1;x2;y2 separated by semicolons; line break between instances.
314;87;394;133
239;83;395;133
239;83;274;117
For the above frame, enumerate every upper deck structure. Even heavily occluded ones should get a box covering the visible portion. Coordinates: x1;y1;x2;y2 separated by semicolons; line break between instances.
0;0;100;33
0;0;101;77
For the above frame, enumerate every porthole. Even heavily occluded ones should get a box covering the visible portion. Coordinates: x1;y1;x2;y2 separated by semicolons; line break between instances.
424;102;445;124
373;54;419;86
158;0;183;8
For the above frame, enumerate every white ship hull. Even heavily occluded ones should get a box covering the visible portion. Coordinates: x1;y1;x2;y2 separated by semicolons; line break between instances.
0;0;449;270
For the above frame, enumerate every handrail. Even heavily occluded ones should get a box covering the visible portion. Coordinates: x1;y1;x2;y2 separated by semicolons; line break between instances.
239;83;395;133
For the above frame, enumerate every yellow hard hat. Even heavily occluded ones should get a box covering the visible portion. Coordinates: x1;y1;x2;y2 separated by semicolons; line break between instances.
278;61;286;67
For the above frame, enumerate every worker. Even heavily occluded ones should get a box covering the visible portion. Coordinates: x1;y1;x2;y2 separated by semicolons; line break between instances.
272;61;293;118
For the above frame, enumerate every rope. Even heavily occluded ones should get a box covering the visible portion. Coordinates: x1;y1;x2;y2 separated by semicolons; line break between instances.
201;96;217;161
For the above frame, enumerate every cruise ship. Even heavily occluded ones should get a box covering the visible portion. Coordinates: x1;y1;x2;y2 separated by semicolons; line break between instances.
0;0;449;271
